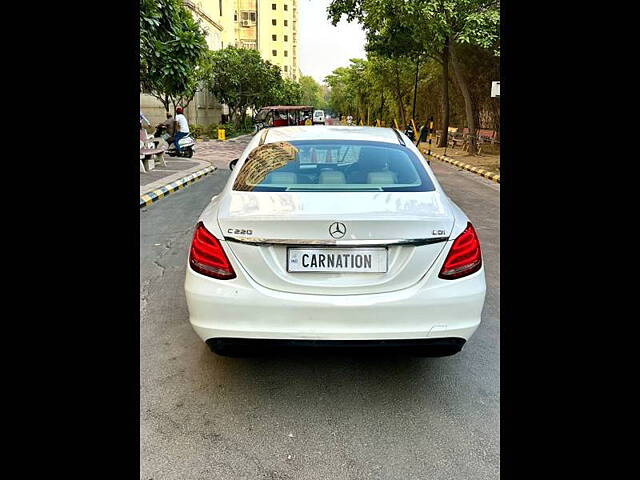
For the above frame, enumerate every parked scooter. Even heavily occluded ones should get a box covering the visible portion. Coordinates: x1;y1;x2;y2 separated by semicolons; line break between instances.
153;124;195;158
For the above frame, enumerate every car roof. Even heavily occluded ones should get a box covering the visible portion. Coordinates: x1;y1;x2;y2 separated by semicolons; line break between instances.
263;126;401;145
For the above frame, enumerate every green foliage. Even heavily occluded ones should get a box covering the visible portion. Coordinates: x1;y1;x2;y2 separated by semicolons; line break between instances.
272;78;304;106
140;0;209;111
189;124;206;138
299;76;327;109
327;0;500;153
205;47;285;125
324;56;415;125
190;120;254;140
328;1;500;56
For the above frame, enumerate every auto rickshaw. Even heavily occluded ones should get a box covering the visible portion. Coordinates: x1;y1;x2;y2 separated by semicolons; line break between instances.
253;105;315;133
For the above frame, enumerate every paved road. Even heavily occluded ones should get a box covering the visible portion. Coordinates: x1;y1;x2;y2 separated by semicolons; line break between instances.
140;158;499;480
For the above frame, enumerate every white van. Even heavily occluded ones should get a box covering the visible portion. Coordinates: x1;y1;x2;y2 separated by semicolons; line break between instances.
313;110;325;125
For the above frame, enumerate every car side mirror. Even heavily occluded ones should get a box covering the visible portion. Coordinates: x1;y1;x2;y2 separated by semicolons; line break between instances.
229;158;238;170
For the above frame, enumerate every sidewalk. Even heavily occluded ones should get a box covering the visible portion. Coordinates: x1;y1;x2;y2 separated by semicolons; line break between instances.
140;133;253;196
418;143;500;175
193;133;253;169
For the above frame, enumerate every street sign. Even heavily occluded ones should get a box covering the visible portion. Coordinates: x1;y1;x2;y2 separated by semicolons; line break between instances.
491;81;500;98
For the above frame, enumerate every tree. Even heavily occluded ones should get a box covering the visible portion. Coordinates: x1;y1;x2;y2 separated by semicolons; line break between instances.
328;0;500;153
272;78;304;105
328;0;449;142
324;57;403;125
205;47;287;126
299;75;324;108
422;0;499;153
140;0;209;113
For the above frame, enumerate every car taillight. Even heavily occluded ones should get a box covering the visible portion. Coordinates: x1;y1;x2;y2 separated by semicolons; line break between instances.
439;222;482;280
189;222;236;280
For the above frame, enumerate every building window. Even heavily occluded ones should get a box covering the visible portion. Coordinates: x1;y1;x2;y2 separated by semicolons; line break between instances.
272;19;277;25
272;34;277;41
284;20;288;26
284;65;288;72
272;3;276;9
284;35;288;41
272;50;277;56
240;11;256;25
284;4;288;11
219;0;222;16
284;50;288;57
234;10;238;21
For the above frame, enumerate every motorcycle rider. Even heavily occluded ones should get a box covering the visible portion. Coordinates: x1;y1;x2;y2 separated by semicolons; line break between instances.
174;107;190;154
157;112;176;146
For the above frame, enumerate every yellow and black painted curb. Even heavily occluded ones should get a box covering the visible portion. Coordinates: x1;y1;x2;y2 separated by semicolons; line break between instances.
140;166;216;208
430;153;500;183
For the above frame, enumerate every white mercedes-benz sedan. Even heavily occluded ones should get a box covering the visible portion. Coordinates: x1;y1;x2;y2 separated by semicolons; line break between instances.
185;126;486;357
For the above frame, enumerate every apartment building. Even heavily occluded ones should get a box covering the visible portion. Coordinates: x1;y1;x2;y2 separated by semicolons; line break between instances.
141;1;300;126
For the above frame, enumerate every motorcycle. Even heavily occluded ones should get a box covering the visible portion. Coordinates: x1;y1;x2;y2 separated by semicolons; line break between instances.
153;124;195;158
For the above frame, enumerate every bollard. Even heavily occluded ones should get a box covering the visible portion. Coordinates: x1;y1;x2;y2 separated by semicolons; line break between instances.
376;119;381;127
217;128;225;141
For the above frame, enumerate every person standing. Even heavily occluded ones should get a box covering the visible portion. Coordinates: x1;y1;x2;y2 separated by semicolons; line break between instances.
174;107;190;153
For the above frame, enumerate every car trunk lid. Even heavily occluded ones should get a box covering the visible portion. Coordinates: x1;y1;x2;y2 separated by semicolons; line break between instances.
217;191;454;295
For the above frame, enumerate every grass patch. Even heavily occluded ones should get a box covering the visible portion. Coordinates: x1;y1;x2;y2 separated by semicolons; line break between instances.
419;144;500;174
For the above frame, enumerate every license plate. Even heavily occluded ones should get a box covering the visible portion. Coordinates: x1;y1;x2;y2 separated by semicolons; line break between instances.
287;248;388;273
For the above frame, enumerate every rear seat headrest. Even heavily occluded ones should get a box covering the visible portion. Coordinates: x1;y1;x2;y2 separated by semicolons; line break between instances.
319;171;346;184
267;172;297;184
367;171;397;184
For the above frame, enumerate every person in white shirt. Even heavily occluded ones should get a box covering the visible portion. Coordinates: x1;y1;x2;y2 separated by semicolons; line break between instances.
173;107;190;153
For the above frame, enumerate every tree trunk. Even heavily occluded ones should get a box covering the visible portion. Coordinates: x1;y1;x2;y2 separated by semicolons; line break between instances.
437;39;450;148
393;61;406;127
450;42;477;155
412;57;420;121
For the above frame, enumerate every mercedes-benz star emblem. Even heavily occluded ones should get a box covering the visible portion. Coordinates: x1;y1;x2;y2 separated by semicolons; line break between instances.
329;222;346;239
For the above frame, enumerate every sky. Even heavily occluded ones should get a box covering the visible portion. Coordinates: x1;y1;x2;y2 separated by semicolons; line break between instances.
298;0;367;85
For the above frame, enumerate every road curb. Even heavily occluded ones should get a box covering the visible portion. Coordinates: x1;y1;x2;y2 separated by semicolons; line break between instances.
140;165;216;208
430;153;500;183
195;133;253;143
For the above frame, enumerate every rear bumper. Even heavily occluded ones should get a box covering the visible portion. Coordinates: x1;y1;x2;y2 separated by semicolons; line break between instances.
206;337;466;357
185;259;486;344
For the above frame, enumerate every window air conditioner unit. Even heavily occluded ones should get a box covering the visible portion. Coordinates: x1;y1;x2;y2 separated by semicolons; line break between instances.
241;20;250;27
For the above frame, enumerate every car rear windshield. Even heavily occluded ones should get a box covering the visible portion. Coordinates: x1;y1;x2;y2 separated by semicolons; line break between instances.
232;140;435;192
